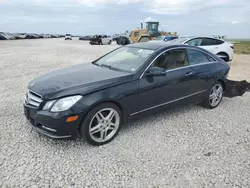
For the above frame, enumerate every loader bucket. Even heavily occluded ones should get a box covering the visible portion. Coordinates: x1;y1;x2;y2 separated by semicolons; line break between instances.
224;79;250;98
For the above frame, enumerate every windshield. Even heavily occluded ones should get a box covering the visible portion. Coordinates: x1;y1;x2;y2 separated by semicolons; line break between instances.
93;47;154;72
146;22;159;31
168;37;189;44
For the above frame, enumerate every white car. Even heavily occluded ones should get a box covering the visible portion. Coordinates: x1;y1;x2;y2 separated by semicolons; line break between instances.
89;35;112;45
100;35;112;45
65;34;72;40
168;36;234;62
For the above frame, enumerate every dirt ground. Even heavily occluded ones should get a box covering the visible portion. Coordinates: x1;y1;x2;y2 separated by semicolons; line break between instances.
228;54;250;80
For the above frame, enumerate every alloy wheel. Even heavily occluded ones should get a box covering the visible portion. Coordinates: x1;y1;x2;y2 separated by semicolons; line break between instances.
209;84;223;107
89;108;120;143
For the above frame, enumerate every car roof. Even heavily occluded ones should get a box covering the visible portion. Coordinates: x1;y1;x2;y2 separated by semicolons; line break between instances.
179;36;225;41
126;41;188;50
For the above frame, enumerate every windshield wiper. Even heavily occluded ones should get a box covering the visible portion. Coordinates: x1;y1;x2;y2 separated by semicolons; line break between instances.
95;63;131;73
99;64;113;69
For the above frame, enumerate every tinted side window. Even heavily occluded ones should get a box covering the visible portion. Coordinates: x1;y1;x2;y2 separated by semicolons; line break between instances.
216;39;224;45
185;38;202;46
206;54;216;62
201;38;224;46
152;49;189;70
187;49;210;65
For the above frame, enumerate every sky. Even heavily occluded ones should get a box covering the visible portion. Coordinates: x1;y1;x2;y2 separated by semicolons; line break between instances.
0;0;250;38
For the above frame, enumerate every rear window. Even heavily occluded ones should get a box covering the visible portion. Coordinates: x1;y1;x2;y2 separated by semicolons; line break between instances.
66;34;71;36
187;49;210;65
201;38;224;46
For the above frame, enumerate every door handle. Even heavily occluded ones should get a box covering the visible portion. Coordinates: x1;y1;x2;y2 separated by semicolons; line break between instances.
185;72;193;76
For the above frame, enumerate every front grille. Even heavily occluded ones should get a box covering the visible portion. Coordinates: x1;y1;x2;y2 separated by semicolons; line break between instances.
25;90;43;109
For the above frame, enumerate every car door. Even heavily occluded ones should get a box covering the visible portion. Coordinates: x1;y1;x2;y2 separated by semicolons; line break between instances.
186;48;218;94
137;48;204;113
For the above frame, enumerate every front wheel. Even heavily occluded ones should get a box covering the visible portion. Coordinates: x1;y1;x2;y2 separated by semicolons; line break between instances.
80;103;122;146
201;81;224;109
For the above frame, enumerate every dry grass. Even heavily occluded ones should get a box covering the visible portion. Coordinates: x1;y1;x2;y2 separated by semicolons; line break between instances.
233;41;250;54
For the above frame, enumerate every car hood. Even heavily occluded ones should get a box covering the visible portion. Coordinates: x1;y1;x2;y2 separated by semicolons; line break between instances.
28;63;133;100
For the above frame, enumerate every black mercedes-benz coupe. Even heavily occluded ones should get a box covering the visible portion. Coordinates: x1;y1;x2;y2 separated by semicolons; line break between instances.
24;42;230;145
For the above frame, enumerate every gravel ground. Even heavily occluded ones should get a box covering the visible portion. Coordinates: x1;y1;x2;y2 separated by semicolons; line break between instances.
0;38;250;188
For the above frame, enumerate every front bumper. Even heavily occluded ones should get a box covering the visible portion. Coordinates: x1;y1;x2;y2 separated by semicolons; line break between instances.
24;104;84;139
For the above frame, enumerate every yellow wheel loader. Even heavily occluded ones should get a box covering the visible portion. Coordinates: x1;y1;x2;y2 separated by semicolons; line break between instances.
129;21;177;43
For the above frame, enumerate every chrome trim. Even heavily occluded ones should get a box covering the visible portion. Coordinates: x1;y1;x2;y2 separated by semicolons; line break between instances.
42;126;57;132
29;94;42;103
25;90;43;109
28;100;40;107
164;62;217;73
29;90;42;98
140;46;218;79
130;90;207;116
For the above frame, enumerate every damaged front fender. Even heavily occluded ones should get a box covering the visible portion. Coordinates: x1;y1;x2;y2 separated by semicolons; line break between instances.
224;79;250;98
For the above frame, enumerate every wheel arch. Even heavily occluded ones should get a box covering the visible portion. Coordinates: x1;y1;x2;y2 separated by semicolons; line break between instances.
216;51;229;62
217;79;226;91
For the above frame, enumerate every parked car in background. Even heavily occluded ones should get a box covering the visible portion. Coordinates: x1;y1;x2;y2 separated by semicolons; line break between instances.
168;36;234;62
154;35;179;42
89;35;112;45
24;42;230;145
65;34;72;40
115;36;131;45
79;35;92;40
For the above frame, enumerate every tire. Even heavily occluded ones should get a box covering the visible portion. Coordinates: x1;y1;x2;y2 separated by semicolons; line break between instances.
117;39;120;45
80;102;122;146
119;37;130;45
201;81;224;109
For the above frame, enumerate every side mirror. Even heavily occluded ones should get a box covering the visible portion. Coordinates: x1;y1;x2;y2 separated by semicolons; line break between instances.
145;66;166;76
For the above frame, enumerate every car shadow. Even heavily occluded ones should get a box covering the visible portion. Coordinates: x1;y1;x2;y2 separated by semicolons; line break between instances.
119;97;233;135
120;104;198;134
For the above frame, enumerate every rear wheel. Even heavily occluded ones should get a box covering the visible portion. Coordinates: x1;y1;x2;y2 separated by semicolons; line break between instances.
202;81;224;109
80;103;122;146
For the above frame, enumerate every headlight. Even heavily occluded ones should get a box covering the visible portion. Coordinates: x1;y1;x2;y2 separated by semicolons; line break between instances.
49;95;82;112
42;100;56;110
